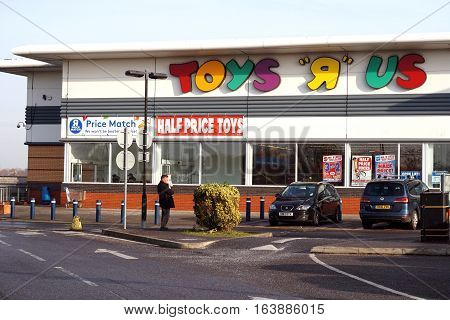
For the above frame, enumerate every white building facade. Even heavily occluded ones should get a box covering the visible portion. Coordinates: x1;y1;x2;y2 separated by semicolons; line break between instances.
1;33;450;211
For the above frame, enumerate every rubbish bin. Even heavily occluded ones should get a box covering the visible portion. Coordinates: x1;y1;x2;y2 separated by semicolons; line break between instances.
420;192;449;242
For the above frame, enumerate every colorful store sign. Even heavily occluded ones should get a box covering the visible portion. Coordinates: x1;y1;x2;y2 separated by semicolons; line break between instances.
155;115;244;136
351;156;372;186
374;154;396;178
322;155;342;182
67;116;146;137
170;58;280;93
169;53;426;94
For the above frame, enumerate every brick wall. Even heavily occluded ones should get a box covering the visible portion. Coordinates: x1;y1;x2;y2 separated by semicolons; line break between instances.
27;145;64;204
28;145;64;182
61;183;363;214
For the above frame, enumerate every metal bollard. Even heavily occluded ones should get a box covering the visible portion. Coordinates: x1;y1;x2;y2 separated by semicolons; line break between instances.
72;199;78;217
50;198;56;220
10;197;15;219
154;200;160;225
120;201;125;224
95;200;102;222
30;198;36;219
260;196;265;220
246;197;251;222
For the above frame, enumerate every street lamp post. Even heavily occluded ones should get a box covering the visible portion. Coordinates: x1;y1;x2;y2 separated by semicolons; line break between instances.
125;70;167;228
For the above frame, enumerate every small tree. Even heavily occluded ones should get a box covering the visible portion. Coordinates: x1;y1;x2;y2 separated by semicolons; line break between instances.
193;184;241;231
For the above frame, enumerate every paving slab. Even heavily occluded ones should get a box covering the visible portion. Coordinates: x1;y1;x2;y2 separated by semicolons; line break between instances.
311;237;450;256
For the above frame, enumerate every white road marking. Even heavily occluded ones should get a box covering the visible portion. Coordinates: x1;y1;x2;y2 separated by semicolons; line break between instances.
52;231;157;246
17;249;46;262
309;253;424;300
95;248;138;260
16;231;45;236
248;296;274;300
250;245;283;251
52;231;83;236
0;239;12;247
54;266;98;287
272;237;327;244
0;233;6;238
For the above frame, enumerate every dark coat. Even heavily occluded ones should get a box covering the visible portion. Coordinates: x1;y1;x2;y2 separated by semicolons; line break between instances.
157;181;175;209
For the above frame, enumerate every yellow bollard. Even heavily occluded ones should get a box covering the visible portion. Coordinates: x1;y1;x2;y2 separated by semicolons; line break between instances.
71;215;83;231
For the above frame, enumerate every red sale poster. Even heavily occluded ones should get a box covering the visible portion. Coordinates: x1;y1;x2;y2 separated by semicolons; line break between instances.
322;155;343;182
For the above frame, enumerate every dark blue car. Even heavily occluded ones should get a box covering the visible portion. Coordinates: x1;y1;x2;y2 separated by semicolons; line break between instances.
359;179;429;230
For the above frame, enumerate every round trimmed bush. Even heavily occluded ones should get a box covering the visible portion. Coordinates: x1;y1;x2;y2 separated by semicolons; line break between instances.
193;184;241;231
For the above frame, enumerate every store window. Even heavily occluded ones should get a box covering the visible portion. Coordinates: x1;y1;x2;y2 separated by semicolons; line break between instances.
350;144;398;186
160;142;199;184
426;143;450;188
111;143;144;183
400;144;422;180
202;142;245;185
70;143;109;182
252;143;295;185
298;144;345;186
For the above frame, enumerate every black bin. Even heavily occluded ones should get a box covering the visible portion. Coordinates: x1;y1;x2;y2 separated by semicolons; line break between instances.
420;192;449;242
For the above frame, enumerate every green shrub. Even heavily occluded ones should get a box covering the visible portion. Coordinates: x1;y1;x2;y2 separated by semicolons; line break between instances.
193;184;241;231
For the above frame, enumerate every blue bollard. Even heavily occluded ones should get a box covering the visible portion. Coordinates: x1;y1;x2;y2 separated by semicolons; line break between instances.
246;197;251;222
30;198;35;219
120;201;125;224
72;199;78;217
260;196;265;219
10;197;15;219
50;198;56;220
154;201;160;225
96;200;102;222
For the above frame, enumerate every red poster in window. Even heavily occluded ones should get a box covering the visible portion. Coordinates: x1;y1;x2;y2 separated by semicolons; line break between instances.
352;155;373;186
155;115;244;136
323;155;343;182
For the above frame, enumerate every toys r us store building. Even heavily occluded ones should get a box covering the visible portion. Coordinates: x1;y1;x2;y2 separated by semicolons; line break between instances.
1;33;450;214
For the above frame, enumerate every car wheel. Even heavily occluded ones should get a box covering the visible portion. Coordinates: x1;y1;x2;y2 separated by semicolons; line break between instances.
269;219;279;226
362;220;372;229
312;212;319;226
409;210;419;230
332;207;341;223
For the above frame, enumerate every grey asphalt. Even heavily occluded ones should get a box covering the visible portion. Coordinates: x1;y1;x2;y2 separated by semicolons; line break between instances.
0;220;449;300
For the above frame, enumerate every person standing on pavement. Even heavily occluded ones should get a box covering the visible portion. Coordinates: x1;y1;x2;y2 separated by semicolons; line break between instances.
157;174;175;231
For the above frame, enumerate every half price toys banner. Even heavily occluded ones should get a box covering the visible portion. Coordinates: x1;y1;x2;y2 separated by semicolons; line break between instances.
156;115;244;136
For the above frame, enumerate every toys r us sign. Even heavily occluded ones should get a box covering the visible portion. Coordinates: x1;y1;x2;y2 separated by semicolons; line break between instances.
168;53;426;93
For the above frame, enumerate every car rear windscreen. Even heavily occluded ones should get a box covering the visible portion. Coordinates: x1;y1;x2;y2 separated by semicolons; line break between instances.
281;185;317;198
364;182;405;196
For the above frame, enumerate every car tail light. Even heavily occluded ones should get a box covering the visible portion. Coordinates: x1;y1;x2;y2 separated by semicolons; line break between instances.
360;197;370;203
394;197;409;203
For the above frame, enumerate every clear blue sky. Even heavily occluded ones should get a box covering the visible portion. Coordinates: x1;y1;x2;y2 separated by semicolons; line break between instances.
0;0;449;168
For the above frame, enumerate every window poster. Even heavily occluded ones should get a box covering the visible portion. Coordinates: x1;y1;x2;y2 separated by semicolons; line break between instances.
352;156;372;186
322;155;342;182
374;154;396;178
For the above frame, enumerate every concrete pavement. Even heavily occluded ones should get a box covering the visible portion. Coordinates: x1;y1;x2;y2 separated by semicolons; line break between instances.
2;205;449;256
1;221;449;299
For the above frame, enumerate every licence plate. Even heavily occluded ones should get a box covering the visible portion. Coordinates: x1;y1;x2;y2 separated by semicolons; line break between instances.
279;211;293;217
375;205;391;209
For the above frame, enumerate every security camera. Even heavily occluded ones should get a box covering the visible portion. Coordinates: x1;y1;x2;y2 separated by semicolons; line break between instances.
17;123;21;128
17;122;25;129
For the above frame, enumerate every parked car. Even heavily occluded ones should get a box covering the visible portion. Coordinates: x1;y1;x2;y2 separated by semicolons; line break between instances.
268;182;342;226
359;179;429;230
